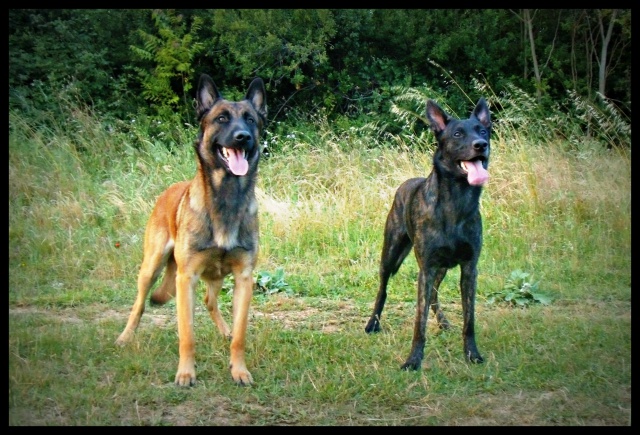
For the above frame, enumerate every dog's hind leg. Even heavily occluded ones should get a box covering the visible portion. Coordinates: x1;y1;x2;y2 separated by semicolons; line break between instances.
460;261;483;363
365;227;412;334
116;237;172;346
430;268;451;329
204;278;231;339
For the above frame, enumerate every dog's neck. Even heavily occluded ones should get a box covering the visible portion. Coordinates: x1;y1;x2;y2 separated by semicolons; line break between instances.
431;158;483;213
191;159;258;250
204;164;256;204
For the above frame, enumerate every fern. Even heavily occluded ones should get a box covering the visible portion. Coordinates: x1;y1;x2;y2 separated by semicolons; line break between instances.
129;10;204;122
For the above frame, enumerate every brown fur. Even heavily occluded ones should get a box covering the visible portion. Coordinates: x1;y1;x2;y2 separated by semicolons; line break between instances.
116;74;267;386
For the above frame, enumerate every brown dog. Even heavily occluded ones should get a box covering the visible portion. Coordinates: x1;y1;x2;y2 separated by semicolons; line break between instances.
365;98;491;370
116;74;267;386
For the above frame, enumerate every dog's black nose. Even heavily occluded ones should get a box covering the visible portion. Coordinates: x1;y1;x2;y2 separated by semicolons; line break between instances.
234;131;252;144
473;140;488;152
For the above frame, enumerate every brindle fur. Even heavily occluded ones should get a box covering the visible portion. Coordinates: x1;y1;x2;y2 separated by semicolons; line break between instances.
116;74;267;386
365;98;491;370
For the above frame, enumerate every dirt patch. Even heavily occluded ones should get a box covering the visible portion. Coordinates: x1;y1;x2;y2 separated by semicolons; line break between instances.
8;297;360;333
9;306;172;328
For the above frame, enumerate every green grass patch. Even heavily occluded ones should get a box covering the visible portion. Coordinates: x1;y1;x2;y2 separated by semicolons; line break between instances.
9;96;630;425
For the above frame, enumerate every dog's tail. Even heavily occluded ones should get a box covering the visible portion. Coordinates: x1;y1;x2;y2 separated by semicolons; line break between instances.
150;256;177;305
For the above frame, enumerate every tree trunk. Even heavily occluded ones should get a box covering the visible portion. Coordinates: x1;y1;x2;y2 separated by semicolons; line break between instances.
523;9;542;102
597;9;618;97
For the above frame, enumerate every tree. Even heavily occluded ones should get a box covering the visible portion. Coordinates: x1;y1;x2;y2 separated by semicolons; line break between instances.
198;10;337;119
130;9;204;122
511;9;561;102
590;9;630;99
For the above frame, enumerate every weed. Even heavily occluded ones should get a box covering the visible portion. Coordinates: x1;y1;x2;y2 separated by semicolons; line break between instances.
486;269;552;307
255;268;291;295
221;268;291;297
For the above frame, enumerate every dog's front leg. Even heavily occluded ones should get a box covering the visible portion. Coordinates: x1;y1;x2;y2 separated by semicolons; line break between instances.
116;250;168;346
229;265;254;386
175;271;198;386
402;268;435;370
460;262;483;363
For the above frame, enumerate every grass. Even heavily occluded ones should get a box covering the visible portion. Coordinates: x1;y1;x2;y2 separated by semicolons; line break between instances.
8;90;630;425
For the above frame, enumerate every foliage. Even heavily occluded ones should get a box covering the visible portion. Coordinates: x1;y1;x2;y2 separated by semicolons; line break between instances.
220;268;291;297
567;90;631;149
486;270;552;308
255;268;291;296
453;78;631;150
205;9;338;118
8;9;149;119
130;9;204;124
8;9;632;137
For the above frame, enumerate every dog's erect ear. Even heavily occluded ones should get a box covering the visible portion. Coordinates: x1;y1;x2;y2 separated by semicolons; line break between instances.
426;100;450;135
245;77;268;125
473;98;491;130
196;74;222;120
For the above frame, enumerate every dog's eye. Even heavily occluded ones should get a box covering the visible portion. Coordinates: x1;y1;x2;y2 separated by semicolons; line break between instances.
216;115;228;123
246;116;255;125
453;131;463;138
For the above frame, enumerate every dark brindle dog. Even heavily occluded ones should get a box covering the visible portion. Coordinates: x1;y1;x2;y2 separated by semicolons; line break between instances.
116;74;267;386
365;98;491;370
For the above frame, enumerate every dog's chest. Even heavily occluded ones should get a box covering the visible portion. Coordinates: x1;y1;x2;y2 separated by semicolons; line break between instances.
214;196;258;249
198;245;254;280
429;235;476;267
212;219;241;250
182;193;258;252
436;220;480;267
416;210;481;268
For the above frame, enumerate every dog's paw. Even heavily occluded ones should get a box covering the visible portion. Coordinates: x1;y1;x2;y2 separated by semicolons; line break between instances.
464;342;484;364
467;352;484;364
435;313;451;330
364;317;381;334
400;358;422;371
438;319;451;330
115;330;133;346
175;372;196;387
175;364;197;387
401;349;424;371
230;365;253;386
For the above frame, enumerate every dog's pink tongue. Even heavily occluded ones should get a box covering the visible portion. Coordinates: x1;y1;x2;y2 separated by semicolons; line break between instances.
227;149;249;176
464;160;489;186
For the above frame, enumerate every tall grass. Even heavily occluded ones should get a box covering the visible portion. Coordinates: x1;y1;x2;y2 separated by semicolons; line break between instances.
9;84;630;425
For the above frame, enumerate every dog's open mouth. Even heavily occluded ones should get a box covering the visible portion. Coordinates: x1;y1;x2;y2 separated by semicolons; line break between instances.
459;157;489;186
219;146;249;176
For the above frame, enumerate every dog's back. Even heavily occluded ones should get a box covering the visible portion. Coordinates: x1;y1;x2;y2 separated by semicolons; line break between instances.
366;98;491;371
